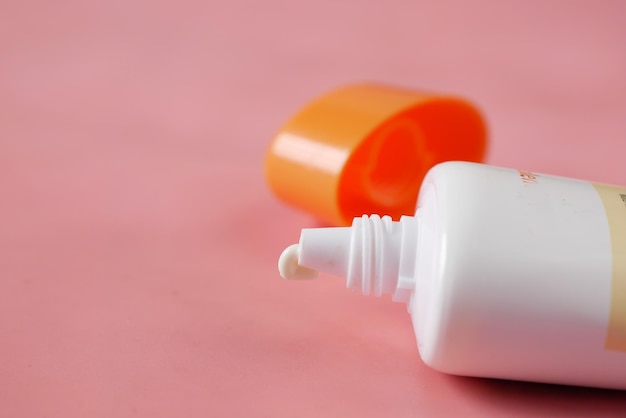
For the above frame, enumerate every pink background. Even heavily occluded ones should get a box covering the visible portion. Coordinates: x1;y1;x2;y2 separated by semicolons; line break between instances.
2;0;626;416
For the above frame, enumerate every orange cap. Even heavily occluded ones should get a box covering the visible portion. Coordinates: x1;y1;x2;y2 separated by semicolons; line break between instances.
265;83;487;225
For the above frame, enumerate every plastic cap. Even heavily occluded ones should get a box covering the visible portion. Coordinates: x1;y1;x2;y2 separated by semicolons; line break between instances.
265;83;487;225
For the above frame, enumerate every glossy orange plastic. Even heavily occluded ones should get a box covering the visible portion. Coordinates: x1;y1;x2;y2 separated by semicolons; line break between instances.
265;83;487;225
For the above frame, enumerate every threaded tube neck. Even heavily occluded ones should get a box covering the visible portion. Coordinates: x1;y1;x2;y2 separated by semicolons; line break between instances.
347;215;401;296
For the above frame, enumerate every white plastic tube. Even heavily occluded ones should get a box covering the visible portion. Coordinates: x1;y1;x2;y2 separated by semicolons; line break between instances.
278;162;626;390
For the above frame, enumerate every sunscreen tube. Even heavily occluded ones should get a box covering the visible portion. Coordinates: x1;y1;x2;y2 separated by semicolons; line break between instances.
278;162;626;390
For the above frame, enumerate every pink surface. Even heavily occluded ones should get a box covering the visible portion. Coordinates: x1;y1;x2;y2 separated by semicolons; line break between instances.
2;0;626;416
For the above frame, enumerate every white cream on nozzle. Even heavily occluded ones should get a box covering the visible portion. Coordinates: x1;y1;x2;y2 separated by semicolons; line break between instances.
278;244;319;280
278;225;353;280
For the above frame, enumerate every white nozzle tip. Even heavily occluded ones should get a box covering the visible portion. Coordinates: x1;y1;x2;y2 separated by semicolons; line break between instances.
278;244;319;280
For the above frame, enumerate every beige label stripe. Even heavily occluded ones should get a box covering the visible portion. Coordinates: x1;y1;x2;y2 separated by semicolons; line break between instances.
594;184;626;352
